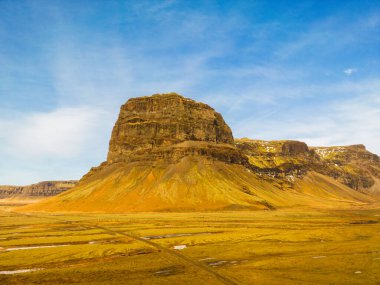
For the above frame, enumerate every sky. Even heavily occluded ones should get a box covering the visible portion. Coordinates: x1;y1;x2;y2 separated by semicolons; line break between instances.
0;0;379;185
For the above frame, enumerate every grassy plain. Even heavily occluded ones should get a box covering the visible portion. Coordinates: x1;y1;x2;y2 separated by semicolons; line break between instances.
1;206;380;284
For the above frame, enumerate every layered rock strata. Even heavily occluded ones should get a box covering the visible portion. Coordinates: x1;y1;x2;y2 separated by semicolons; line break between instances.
107;93;235;163
236;138;380;191
0;181;78;199
84;93;247;181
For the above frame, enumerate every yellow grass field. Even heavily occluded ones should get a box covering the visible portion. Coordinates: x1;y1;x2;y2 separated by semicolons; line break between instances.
1;206;380;284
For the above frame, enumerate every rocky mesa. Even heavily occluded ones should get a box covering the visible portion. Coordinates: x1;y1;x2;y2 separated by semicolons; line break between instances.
81;93;247;183
107;93;235;163
0;181;78;199
20;93;380;213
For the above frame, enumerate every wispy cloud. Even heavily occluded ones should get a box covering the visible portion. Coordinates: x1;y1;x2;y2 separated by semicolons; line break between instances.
344;68;357;75
233;78;380;154
0;107;114;184
0;107;110;159
274;11;379;62
0;1;379;184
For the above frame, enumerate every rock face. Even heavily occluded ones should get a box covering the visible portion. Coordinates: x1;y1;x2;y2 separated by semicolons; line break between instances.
83;93;246;182
236;138;380;192
281;141;309;155
0;181;77;199
236;139;309;156
312;145;380;191
235;139;315;188
107;93;234;163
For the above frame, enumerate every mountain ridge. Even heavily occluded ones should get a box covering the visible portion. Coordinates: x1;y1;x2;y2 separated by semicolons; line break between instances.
0;180;78;200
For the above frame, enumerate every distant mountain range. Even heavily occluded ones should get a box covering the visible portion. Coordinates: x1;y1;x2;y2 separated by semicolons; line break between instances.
18;93;380;212
0;181;77;199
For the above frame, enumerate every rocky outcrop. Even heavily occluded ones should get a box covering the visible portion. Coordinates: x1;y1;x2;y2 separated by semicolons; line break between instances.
235;139;314;186
312;145;378;164
312;145;380;190
281;141;309;155
83;93;245;181
107;93;235;163
236;138;380;192
236;139;310;157
0;181;78;199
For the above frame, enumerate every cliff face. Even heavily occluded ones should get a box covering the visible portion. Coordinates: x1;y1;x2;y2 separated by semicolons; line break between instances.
236;139;309;156
107;93;235;163
312;145;380;191
82;93;245;182
235;139;315;190
236;138;380;192
0;181;77;199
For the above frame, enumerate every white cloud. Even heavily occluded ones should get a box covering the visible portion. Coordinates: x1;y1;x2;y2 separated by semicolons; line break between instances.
344;68;357;75
0;107;116;184
275;12;379;60
0;107;110;159
232;79;380;155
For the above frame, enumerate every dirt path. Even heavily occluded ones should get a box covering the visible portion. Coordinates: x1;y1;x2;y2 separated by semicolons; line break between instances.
2;210;239;285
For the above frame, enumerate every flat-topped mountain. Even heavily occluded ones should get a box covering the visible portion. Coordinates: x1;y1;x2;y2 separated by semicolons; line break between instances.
107;93;234;163
0;181;77;199
21;93;380;212
82;93;246;182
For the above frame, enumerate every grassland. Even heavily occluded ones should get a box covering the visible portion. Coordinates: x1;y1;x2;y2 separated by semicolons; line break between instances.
1;206;380;284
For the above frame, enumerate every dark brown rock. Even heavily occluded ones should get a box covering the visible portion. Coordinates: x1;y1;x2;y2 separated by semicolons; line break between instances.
107;93;235;163
281;141;309;155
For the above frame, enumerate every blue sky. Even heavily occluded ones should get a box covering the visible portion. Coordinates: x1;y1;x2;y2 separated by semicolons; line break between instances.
0;0;379;184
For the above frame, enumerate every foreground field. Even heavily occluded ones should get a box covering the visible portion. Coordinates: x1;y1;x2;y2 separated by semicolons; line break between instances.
0;207;380;284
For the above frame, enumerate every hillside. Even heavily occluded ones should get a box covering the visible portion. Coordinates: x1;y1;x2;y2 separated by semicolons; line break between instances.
20;93;380;212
